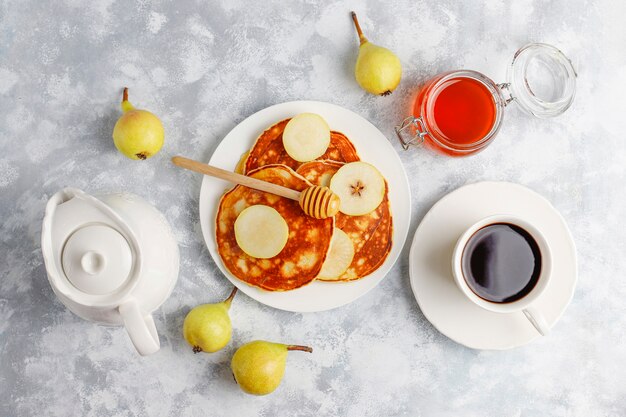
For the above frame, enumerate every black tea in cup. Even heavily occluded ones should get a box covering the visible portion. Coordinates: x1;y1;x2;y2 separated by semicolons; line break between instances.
461;223;542;303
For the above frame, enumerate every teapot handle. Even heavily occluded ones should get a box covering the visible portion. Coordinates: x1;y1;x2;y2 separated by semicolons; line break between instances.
119;299;160;356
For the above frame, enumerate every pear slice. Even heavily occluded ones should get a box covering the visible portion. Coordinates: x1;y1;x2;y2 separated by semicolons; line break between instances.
234;205;288;259
329;162;385;216
235;151;250;174
282;113;331;162
318;228;355;281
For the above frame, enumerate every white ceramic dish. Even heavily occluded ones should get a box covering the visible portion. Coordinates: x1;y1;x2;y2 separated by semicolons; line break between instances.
199;101;411;312
409;181;577;350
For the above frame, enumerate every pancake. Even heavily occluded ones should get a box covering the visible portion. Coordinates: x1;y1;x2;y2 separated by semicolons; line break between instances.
296;161;393;281
216;164;334;291
244;119;360;175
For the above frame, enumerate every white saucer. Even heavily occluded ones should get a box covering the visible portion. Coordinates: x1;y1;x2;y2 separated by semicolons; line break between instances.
409;182;577;350
199;101;411;313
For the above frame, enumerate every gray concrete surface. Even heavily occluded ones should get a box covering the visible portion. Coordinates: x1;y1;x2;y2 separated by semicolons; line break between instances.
1;0;625;416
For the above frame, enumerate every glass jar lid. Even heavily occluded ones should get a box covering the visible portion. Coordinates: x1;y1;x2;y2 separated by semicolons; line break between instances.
506;43;576;118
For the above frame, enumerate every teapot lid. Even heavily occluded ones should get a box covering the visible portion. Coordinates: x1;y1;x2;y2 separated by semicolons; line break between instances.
62;224;133;295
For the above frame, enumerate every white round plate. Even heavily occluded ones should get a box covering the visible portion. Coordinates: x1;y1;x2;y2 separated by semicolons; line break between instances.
409;182;577;350
199;101;411;312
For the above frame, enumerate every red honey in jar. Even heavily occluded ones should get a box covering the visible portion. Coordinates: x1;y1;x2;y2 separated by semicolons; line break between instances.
415;72;501;156
396;43;577;157
428;77;495;146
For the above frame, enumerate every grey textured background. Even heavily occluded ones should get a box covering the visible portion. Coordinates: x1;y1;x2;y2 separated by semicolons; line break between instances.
1;0;625;416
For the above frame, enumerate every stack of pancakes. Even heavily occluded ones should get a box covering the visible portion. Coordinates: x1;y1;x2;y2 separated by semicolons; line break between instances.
216;119;393;291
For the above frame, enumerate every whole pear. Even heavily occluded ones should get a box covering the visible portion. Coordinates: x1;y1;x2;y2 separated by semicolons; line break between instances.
112;87;164;160
183;287;238;353
231;340;312;395
351;12;402;96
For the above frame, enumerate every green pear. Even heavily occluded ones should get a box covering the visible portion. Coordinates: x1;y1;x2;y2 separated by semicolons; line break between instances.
112;87;164;160
231;340;312;395
183;287;238;353
351;12;402;96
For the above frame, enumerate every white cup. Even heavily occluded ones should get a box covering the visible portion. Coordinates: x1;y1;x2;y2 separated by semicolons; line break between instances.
451;214;552;336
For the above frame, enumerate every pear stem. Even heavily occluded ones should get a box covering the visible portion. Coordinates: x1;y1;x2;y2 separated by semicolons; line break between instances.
287;345;313;353
224;286;238;307
351;12;367;45
121;87;134;112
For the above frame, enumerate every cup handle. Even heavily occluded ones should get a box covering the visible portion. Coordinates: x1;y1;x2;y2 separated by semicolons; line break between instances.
522;306;550;336
119;299;160;356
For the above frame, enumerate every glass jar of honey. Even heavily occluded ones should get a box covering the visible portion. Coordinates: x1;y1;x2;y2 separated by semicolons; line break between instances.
395;43;576;157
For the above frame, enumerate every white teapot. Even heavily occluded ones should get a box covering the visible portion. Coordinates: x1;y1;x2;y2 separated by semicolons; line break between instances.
41;188;179;356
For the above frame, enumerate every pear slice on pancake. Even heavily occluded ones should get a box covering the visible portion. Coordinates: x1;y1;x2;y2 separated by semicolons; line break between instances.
283;113;331;162
317;228;355;281
235;151;249;174
330;162;386;216
234;205;288;259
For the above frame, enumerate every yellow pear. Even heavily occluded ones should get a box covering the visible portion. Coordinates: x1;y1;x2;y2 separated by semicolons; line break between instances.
351;12;402;96
183;287;237;353
112;87;164;160
231;340;312;395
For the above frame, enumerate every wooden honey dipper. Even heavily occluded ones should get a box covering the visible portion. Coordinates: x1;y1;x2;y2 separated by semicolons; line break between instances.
172;156;340;219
